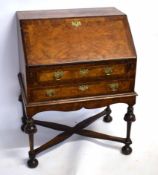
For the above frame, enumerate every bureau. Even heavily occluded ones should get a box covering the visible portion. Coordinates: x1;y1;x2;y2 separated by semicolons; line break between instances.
17;7;137;168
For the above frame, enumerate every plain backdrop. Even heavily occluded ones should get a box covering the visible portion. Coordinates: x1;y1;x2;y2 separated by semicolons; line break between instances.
0;0;158;175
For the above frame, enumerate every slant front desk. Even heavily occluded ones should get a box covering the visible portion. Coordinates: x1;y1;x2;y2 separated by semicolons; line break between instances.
17;7;137;168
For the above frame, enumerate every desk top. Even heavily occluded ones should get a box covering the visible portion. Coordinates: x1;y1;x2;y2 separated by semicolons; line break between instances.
17;7;125;20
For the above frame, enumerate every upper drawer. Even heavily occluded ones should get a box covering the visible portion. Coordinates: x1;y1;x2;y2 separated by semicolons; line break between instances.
27;60;136;87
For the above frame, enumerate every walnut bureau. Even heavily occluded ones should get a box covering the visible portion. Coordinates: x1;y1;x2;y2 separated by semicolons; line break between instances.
16;7;137;168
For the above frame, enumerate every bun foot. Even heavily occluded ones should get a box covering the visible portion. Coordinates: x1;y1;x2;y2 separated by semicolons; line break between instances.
121;145;132;155
27;158;38;168
103;115;112;122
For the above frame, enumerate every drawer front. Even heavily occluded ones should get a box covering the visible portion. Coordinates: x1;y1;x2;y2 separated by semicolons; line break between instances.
28;79;134;102
27;60;136;87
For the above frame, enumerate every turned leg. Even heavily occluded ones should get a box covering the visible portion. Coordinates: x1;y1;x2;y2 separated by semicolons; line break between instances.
24;118;38;168
21;115;27;132
122;106;136;155
103;106;112;122
20;94;27;132
18;94;22;102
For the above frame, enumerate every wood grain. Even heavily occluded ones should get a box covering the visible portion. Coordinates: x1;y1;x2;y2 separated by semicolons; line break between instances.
26;59;136;87
17;8;137;167
20;16;136;66
26;93;136;117
17;7;137;118
28;79;134;102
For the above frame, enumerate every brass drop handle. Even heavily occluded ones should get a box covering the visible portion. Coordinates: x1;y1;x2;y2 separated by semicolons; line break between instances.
45;89;55;97
71;20;82;27
79;85;89;91
109;83;119;92
80;68;89;76
104;66;113;75
53;70;64;80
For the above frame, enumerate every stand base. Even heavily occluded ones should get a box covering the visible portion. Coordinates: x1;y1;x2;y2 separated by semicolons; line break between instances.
21;107;135;168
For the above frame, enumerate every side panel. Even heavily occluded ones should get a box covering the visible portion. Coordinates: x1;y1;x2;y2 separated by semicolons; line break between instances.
17;18;27;94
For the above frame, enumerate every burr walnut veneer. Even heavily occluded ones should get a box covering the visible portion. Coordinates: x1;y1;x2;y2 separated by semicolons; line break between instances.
17;7;137;168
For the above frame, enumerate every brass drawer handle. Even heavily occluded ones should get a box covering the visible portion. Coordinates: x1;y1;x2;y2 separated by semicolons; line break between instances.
53;70;64;80
109;83;119;92
80;68;89;76
45;89;55;97
104;66;113;75
79;85;89;91
71;20;81;27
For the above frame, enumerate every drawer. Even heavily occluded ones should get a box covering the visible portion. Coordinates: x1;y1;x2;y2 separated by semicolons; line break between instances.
27;60;136;87
28;79;134;103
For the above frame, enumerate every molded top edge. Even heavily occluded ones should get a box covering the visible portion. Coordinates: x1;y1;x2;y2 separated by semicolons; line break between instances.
16;7;125;20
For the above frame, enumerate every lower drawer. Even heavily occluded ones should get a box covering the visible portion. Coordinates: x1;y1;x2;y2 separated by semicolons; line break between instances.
28;79;134;103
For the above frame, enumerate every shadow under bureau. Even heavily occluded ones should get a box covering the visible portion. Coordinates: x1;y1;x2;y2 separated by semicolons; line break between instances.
16;7;137;168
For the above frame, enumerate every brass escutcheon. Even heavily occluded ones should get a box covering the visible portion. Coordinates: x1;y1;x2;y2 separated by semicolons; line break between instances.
79;85;89;91
104;66;113;75
71;20;81;27
80;68;89;76
45;89;55;97
109;83;119;92
53;70;64;80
